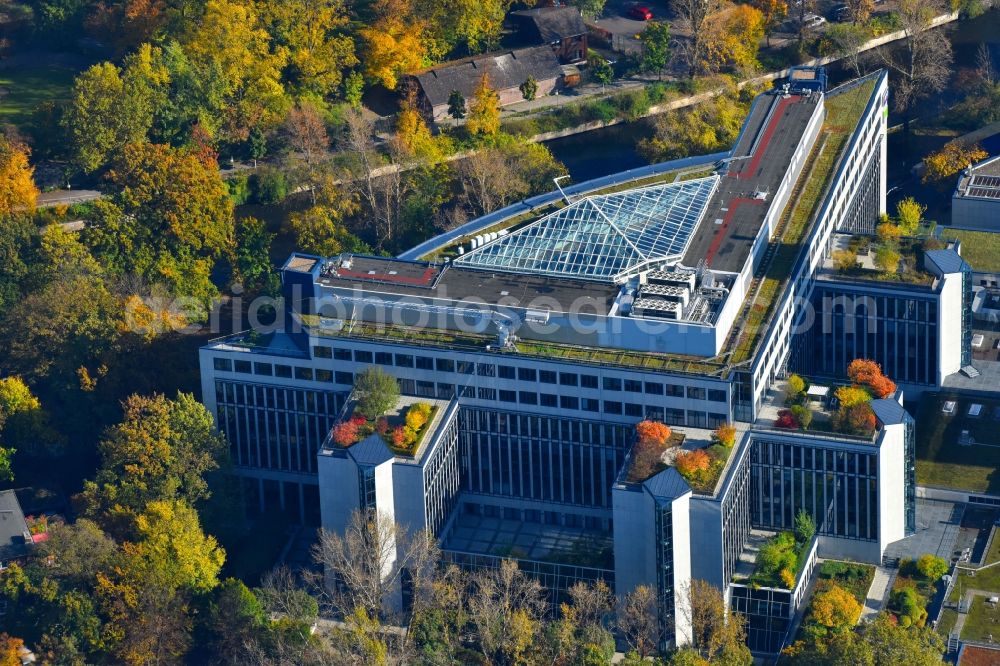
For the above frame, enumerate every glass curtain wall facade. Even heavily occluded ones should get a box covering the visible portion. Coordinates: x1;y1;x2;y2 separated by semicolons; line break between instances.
214;380;343;473
423;412;462;537
458;408;633;508
655;501;676;644
800;286;939;386
750;438;879;542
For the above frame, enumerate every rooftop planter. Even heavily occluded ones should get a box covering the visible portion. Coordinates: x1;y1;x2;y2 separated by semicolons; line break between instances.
331;401;439;457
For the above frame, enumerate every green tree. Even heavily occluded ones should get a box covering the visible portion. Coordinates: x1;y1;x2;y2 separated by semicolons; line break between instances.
794;509;816;543
201;578;266;660
129;499;225;592
63;62;155;173
448;90;467;119
896;197;925;235
97;142;235;301
81;392;227;528
860;611;945;665
344;71;365;108
234;216;279;296
590;56;614;89
570;0;607;19
640;21;672;79
353;367;400;419
520;75;538;101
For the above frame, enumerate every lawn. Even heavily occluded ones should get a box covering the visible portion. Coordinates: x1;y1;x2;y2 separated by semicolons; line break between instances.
0;63;79;129
961;595;1000;642
940;229;1000;273
915;392;1000;493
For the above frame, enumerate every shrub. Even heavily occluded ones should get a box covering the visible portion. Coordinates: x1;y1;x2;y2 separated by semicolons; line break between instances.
787;374;806;397
405;402;432;431
712;423;737;448
629;437;668;482
775;410;798;429
832;249;857;272
675;448;710;477
375;417;389;435
835;385;871;408
331;420;360;447
891;585;928;627
915;554;948;582
790;404;813;429
794;509;816;543
836;402;877;436
636;420;672;446
390;426;407;448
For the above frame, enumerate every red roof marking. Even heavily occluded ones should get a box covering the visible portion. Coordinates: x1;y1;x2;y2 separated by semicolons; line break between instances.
335;267;438;286
734;95;800;181
704;197;765;266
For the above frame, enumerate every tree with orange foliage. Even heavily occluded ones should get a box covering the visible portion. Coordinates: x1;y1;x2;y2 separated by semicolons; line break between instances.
810;584;862;630
636;420;672;445
0;634;24;666
847;359;896;398
331;420;360;446
712;423;737;448
675;449;711;477
0;133;38;216
844;402;877;435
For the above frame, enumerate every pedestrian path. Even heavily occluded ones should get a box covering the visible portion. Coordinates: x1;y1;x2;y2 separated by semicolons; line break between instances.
860;566;897;622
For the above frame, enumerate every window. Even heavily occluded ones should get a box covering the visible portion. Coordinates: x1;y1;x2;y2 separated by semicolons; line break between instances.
316;369;333;382
582;398;600;412
477;363;496;377
416;356;434;370
498;365;516;379
519;391;538;405
234;360;252;374
295;367;313;381
254;362;272;375
625;402;643;417
645;382;664;395
581;374;598;389
400;378;415;394
416;380;435;397
436;383;454;399
665;384;684;397
603;377;622;391
499;390;517;403
559;372;578;386
518;367;537;381
375;352;393;365
688;411;707;427
395;354;414;368
457;361;474;374
665;408;685;425
539;370;557;384
603;401;622;414
213;358;232;371
436;358;455;372
333;348;352;361
335;371;353;385
708;412;728;428
313;345;333;359
624;379;642;393
687;387;707;400
560;395;579;409
354;350;373;363
708;389;727;403
477;387;497;400
275;365;292;378
540;393;558;407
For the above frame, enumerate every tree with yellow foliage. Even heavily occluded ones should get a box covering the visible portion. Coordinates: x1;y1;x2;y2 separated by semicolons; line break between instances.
922;140;989;185
466;73;501;138
705;3;766;74
0;135;37;216
810;584;862;630
753;0;788;46
395;93;442;161
360;0;428;90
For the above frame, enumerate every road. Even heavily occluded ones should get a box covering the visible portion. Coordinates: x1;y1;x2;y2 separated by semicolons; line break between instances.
36;188;102;208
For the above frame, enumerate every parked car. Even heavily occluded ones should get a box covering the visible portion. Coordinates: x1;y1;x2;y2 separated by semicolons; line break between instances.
829;3;852;21
628;4;654;20
803;12;827;28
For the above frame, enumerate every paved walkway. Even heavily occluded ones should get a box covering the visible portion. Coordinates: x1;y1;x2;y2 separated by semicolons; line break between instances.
860;566;897;622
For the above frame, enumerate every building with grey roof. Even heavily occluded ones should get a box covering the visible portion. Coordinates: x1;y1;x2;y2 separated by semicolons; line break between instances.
407;45;563;121
952;155;1000;231
0;490;32;567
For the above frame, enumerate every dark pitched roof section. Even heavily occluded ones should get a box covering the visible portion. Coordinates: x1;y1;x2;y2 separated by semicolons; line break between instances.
870;398;911;427
0;490;32;562
347;434;395;467
924;249;970;277
511;7;587;43
643;467;692;500
413;45;562;107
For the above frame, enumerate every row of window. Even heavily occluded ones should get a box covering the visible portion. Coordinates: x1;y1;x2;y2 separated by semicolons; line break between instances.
216;352;727;403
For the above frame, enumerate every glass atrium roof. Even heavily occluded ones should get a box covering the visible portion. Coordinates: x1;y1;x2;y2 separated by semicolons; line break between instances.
454;176;719;281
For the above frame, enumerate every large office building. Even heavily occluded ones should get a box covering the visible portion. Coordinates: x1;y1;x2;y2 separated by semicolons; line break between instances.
199;69;969;653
